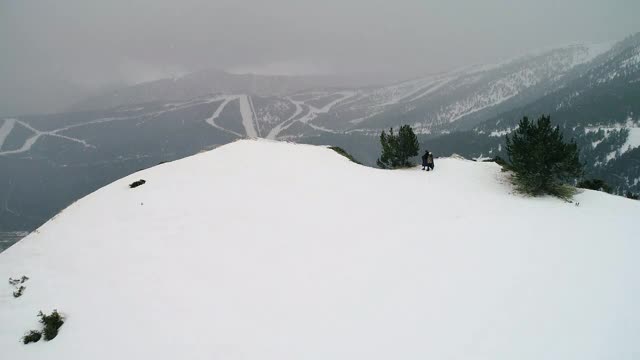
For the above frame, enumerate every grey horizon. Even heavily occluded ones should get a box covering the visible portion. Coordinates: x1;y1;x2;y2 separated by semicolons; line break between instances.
2;0;639;115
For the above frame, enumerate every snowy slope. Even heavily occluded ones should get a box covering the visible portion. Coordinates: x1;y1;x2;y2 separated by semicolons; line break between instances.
1;140;638;359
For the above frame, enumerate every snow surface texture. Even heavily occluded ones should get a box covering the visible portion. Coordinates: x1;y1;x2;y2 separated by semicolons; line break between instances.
1;140;639;360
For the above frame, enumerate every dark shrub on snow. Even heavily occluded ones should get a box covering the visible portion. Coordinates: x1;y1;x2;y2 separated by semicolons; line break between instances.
9;276;28;286
39;310;64;341
577;179;612;193
129;179;146;188
329;146;362;164
22;330;42;344
13;285;25;298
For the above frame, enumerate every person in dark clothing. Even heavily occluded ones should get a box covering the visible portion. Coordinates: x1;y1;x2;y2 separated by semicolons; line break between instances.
426;151;435;171
421;150;430;170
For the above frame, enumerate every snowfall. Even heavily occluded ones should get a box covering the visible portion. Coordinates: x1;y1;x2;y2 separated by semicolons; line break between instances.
1;140;639;360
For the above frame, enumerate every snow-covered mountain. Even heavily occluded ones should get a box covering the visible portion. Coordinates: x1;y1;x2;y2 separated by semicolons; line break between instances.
296;43;611;136
431;33;640;194
0;36;636;249
1;140;639;359
69;69;390;113
67;43;610;134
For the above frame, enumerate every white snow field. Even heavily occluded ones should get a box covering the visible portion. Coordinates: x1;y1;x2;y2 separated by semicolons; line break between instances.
1;139;639;360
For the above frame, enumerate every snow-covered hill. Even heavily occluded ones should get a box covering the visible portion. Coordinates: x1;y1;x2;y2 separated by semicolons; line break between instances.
1;140;638;359
0;36;635;253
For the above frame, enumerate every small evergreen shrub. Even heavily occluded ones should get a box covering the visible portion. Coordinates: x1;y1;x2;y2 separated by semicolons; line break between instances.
491;156;509;168
8;276;28;286
9;276;29;298
38;310;64;341
626;191;640;200
377;125;420;169
482;156;511;169
505;115;583;199
13;285;25;298
22;330;42;344
329;146;362;164
129;179;146;188
577;179;612;193
550;184;579;200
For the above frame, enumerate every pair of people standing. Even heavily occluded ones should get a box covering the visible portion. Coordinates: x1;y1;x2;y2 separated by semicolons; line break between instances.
421;150;434;171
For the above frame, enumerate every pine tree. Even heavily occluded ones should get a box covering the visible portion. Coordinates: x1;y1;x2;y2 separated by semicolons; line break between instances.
505;115;583;198
377;125;419;169
376;128;395;169
577;179;612;193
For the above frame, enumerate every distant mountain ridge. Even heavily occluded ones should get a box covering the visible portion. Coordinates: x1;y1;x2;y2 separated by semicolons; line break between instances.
1;33;639;249
69;69;398;112
428;33;640;194
302;43;611;136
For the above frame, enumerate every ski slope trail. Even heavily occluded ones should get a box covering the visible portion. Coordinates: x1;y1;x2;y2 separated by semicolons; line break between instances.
1;140;638;360
266;100;304;140
404;76;454;102
0;95;227;156
239;95;258;138
266;92;355;138
0;120;94;156
204;95;244;137
0;118;16;149
296;91;357;124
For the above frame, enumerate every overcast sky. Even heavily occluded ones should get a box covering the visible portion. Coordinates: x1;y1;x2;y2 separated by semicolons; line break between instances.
1;0;639;114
